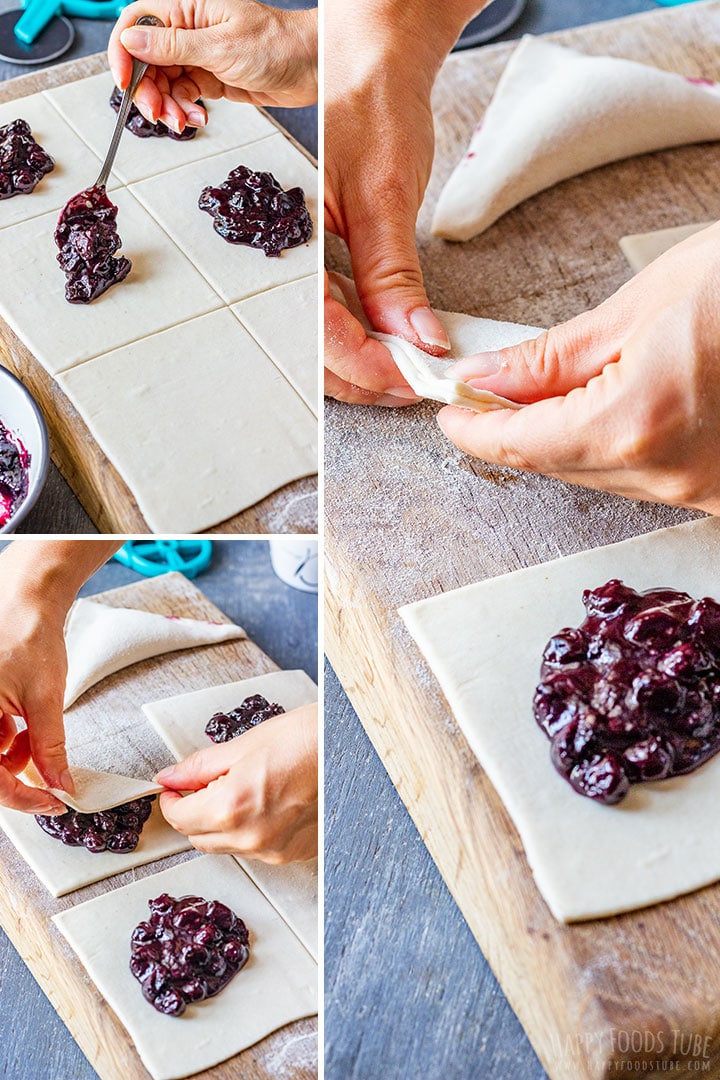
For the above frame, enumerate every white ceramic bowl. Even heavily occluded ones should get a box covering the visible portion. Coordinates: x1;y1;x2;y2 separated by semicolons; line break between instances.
0;367;49;533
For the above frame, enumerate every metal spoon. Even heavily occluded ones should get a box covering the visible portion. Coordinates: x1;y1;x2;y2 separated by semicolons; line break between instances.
94;14;164;189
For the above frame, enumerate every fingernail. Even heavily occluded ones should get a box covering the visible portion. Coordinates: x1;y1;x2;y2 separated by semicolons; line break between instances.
386;386;421;400
154;765;175;782
450;352;503;379
163;115;182;134
375;393;420;407
408;307;450;350
41;803;67;816
188;109;206;127
59;768;75;795
121;28;149;52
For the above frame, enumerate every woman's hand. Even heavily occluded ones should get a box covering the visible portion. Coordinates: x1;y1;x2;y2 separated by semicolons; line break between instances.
156;703;318;862
0;540;119;813
108;0;318;133
438;221;720;514
324;0;489;405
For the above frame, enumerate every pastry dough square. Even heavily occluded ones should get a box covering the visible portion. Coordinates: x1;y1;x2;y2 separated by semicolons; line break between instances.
57;309;317;533
0;188;222;375
141;669;319;760
38;765;163;812
53;854;318;1080
232;275;318;414
619;221;712;272
400;517;720;922
129;135;318;303
45;72;277;185
0;798;190;897
0;92;118;229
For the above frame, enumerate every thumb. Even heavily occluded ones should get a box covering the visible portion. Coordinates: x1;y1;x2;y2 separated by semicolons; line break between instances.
120;24;217;69
448;302;630;404
155;743;237;791
347;213;450;357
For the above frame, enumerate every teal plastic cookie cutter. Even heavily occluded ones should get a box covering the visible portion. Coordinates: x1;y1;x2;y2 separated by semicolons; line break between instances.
15;0;130;46
114;540;214;580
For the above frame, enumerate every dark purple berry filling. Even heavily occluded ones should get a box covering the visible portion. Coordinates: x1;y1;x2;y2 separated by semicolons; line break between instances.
35;795;155;852
130;892;249;1016
54;186;131;304
205;693;285;743
109;86;201;141
0;118;54;199
0;421;30;528
534;579;720;805
198;165;313;256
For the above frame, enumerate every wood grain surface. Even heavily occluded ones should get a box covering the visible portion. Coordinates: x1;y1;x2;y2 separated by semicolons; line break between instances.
0;53;317;535
0;571;316;1080
325;4;720;1079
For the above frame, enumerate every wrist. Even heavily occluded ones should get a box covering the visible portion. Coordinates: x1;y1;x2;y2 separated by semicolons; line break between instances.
0;540;119;617
326;0;483;94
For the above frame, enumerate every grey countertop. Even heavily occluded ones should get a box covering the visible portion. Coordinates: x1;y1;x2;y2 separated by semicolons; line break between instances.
0;538;318;1079
324;2;681;1079
0;0;317;534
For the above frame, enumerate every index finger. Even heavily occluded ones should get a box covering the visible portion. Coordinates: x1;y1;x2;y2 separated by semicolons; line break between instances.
0;764;65;815
159;785;220;836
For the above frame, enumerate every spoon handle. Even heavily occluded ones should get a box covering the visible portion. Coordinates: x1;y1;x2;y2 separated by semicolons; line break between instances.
94;15;164;190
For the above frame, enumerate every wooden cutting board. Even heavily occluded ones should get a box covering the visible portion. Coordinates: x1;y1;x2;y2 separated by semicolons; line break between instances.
0;53;317;535
325;4;720;1078
0;572;316;1080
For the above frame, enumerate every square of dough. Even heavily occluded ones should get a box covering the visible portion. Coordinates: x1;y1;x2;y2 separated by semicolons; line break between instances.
45;72;277;185
400;517;720;922
232;275;318;415
0;189;222;375
0;92;117;229
129;135;318;303
619;221;713;272
0;799;190;897
141;669;319;760
52;854;318;1080
57;309;318;533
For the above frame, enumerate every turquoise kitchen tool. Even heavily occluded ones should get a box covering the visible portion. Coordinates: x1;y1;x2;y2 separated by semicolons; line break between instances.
15;0;129;45
0;0;130;65
114;540;214;580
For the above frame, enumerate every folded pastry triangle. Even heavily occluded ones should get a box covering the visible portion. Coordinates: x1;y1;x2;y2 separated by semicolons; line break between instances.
64;598;246;708
433;35;720;242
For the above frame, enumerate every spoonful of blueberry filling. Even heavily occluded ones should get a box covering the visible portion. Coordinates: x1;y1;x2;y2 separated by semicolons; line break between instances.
54;15;164;305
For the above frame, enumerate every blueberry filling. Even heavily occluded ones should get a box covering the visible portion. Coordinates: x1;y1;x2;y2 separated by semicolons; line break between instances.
0;118;54;200
35;795;155;852
55;186;131;304
198;165;313;256
0;421;30;528
205;693;285;743
534;580;720;805
109;86;202;141
130;893;249;1016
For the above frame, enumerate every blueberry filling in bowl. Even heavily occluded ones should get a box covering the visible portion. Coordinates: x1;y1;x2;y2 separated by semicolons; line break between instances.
0;119;54;199
205;693;285;743
35;795;155;852
534;580;720;805
0;421;30;528
198;165;313;256
55;185;131;304
130;893;249;1016
109;86;202;141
